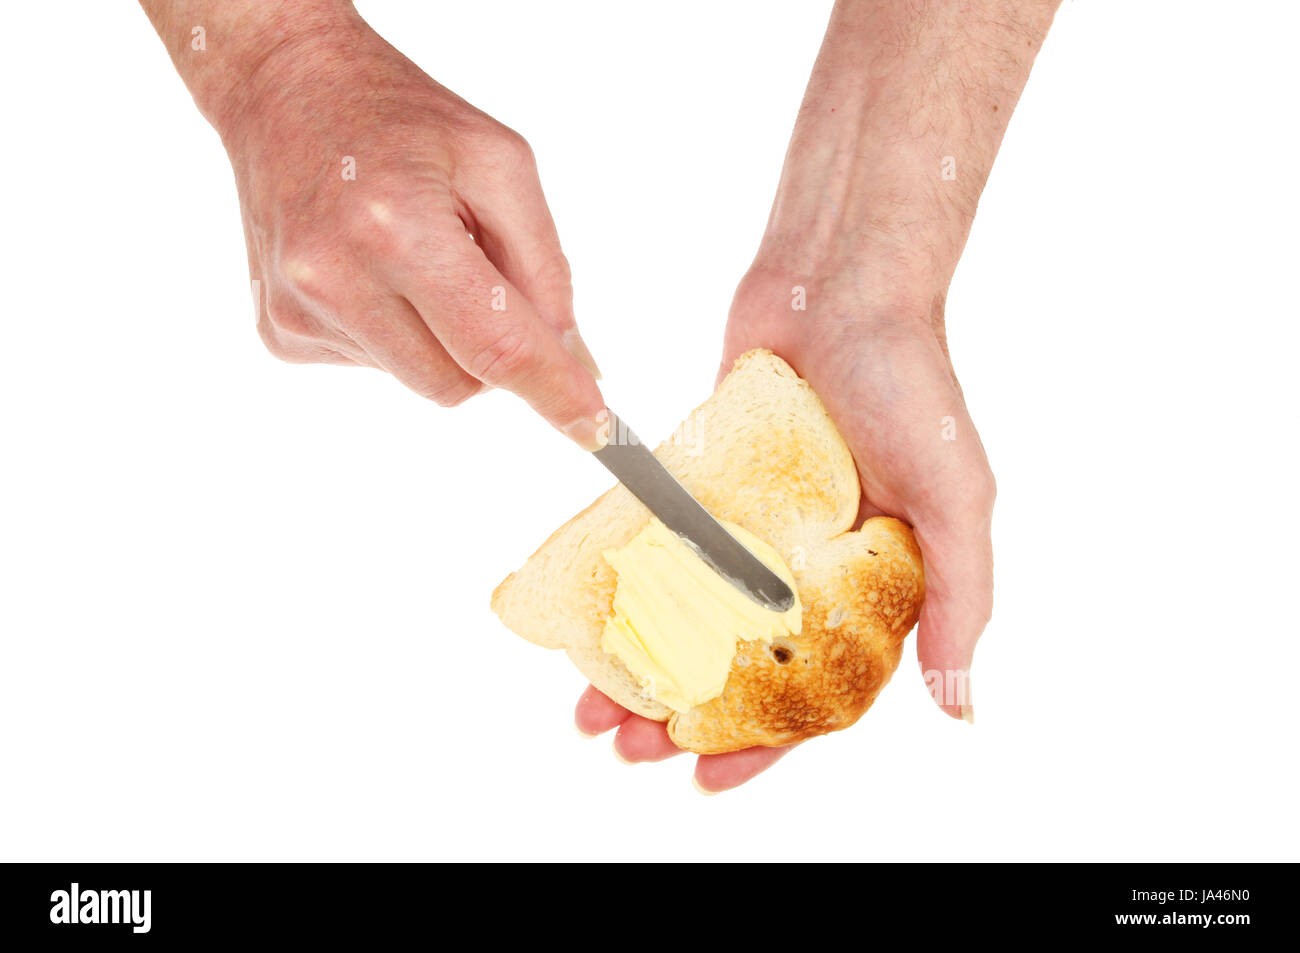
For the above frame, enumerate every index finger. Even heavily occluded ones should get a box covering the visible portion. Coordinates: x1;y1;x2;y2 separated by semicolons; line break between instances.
391;227;606;449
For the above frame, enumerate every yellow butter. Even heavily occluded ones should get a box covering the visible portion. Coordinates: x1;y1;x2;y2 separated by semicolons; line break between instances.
601;517;801;713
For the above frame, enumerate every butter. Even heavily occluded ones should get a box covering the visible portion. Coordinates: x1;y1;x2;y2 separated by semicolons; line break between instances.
601;518;802;713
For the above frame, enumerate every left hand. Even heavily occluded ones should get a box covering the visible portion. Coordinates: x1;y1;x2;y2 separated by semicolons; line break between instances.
572;261;996;792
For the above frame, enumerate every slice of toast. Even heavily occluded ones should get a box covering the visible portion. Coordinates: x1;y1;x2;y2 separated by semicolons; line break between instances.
491;349;925;754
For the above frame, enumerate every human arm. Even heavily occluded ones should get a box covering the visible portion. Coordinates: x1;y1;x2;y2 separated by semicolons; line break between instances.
578;0;1061;790
139;0;606;447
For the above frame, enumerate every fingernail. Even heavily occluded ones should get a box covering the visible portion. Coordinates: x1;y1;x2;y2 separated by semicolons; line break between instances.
576;725;598;739
562;328;603;380
691;776;720;796
960;704;975;725
611;737;634;765
563;409;610;452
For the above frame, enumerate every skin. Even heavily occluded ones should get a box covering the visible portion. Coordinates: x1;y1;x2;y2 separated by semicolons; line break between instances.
578;0;1061;791
139;0;606;449
144;0;1059;793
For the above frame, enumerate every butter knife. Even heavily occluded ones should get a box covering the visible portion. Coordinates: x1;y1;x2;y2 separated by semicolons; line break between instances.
592;412;795;613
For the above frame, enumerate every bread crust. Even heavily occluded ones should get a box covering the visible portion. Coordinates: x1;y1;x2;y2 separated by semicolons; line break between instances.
667;517;923;753
491;349;925;753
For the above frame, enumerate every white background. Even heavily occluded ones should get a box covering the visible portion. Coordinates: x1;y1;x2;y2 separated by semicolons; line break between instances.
1;1;1297;861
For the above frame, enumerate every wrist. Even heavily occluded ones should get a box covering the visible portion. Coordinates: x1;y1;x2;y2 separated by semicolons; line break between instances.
730;256;947;355
756;132;973;300
142;0;361;144
745;209;952;333
744;0;1061;330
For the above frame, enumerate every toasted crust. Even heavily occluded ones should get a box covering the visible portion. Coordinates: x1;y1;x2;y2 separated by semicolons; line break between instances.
490;349;925;753
667;518;923;753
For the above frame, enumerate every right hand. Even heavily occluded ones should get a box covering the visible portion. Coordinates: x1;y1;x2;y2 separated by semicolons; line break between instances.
217;9;605;447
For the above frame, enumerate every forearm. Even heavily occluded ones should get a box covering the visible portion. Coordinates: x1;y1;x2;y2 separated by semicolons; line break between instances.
756;0;1060;305
138;0;358;141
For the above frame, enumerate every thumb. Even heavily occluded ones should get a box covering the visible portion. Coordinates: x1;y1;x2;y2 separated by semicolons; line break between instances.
912;504;995;723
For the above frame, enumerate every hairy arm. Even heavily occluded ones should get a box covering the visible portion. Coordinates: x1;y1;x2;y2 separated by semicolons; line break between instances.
756;0;1060;307
138;1;346;140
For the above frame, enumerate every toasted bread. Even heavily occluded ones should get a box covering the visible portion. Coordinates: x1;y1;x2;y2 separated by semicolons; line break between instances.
491;349;925;754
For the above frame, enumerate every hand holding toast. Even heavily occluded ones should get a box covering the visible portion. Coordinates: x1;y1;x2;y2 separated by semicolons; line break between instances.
572;285;991;792
574;0;1058;790
721;273;996;728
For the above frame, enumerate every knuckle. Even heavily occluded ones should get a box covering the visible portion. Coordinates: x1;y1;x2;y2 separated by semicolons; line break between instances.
462;122;537;177
264;293;315;339
277;246;328;297
465;327;533;384
493;128;535;167
341;197;406;257
975;467;998;510
531;252;573;296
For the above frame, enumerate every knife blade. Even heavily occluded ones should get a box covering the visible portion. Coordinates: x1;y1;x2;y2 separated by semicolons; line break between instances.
592;412;795;613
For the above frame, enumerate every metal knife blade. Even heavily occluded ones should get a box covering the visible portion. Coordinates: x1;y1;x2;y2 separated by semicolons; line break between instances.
592;412;795;613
